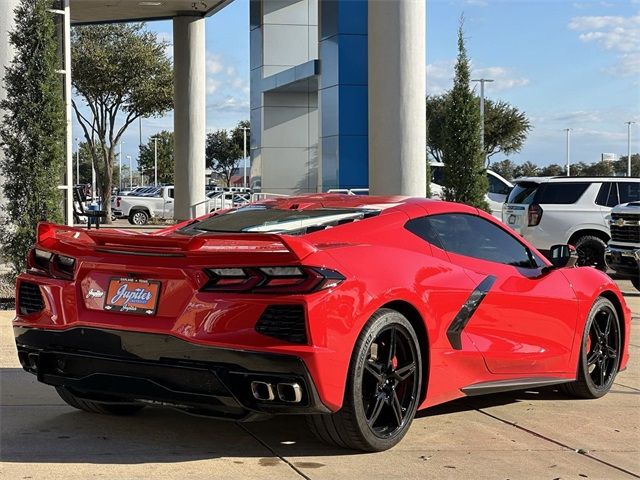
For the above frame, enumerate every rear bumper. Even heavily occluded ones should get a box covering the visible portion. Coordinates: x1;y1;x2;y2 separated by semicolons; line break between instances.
605;246;640;279
14;326;330;420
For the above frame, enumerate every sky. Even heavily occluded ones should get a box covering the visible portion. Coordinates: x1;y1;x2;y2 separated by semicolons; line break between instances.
73;0;640;169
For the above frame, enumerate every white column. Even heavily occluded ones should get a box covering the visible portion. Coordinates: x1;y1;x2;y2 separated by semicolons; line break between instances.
368;0;426;197
62;0;73;225
0;0;20;214
173;15;206;220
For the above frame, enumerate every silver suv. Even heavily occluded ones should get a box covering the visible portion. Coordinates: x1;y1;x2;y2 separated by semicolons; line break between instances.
503;177;640;269
605;202;640;291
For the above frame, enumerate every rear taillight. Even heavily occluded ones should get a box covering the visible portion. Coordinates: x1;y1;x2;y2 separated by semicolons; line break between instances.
202;266;344;294
116;196;121;208
27;248;76;280
528;204;543;227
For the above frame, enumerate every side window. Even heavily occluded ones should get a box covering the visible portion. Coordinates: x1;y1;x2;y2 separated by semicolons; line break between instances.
618;182;640;204
487;173;510;195
167;188;175;199
535;182;590;204
431;166;445;185
596;182;619;207
405;217;445;250
426;214;536;268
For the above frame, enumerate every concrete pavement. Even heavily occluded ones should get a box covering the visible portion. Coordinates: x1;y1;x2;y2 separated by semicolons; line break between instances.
1;280;638;479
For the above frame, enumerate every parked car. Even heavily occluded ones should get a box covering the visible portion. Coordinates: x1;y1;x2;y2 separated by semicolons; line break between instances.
112;185;175;225
429;162;513;219
605;201;640;291
14;195;630;451
503;177;640;269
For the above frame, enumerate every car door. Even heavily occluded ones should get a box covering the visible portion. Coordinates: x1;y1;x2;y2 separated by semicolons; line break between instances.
163;187;174;218
426;213;580;375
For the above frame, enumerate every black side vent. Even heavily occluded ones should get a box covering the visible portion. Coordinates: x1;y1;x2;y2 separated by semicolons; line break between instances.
255;305;307;344
18;282;45;315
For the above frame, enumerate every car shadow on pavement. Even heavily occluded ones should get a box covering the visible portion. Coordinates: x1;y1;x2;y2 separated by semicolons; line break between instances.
0;367;353;463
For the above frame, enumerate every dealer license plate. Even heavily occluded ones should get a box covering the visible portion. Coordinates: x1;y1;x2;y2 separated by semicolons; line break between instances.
103;278;161;316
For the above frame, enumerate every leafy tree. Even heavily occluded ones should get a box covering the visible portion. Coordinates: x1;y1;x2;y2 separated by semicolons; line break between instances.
138;130;174;185
579;161;615;177
513;161;540;178
426;94;448;162
442;20;489;211
539;163;564;177
71;23;173;221
426;96;531;162
490;159;517;181
206;129;241;187
614;154;639;177
231;120;251;157
0;0;65;276
483;99;531;160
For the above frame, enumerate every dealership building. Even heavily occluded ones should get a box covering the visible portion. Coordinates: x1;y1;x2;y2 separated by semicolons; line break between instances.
0;0;426;223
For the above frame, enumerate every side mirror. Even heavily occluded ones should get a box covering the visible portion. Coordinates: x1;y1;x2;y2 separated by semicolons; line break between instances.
549;244;578;269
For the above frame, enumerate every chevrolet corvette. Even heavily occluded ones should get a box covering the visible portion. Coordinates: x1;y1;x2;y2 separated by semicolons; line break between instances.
13;195;631;451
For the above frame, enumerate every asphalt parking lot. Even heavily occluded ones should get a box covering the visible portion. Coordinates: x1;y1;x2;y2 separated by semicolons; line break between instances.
1;279;638;480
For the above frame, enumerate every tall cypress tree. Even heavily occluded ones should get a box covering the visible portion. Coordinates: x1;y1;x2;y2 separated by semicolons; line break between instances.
0;0;65;277
442;19;489;211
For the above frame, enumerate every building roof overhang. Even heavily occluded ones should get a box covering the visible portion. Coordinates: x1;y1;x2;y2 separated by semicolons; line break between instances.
70;0;234;25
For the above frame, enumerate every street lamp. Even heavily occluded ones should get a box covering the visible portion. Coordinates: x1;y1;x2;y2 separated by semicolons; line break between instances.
152;135;159;186
242;126;249;188
119;141;124;191
472;78;494;166
127;155;133;189
563;128;572;176
75;137;80;186
626;121;636;177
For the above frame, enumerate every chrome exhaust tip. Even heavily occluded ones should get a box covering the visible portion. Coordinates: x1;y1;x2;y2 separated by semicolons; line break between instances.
250;381;275;401
276;382;302;403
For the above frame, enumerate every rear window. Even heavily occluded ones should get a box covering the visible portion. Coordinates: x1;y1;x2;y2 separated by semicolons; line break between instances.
507;182;539;204
180;206;378;235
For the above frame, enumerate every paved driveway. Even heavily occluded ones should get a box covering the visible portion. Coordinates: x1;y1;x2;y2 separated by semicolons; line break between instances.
1;281;638;479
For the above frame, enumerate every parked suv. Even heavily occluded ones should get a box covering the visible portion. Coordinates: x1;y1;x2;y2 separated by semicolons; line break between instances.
605;201;640;290
503;177;640;269
430;162;513;219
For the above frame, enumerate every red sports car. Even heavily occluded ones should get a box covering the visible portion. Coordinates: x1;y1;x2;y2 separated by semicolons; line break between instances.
13;195;630;451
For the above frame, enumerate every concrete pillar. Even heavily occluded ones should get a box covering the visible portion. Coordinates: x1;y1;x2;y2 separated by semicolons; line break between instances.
173;15;206;220
0;0;20;215
368;0;426;197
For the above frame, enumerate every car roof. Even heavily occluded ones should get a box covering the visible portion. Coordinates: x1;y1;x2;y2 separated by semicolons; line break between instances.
513;176;640;184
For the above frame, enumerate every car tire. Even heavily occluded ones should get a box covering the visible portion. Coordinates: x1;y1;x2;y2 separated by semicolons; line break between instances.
56;387;145;415
306;309;422;451
560;297;621;399
128;210;149;225
574;235;607;270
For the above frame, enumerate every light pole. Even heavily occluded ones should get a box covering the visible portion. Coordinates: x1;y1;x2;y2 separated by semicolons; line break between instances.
472;78;494;166
152;136;159;186
626;121;636;177
75;137;80;185
242;126;249;188
127;155;133;189
563;128;572;176
119;141;124;192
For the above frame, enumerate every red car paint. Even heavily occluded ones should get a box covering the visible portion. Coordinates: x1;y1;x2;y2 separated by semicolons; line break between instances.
13;195;631;413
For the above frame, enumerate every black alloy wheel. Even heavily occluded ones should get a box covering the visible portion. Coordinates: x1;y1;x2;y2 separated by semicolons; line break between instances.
307;309;422;451
562;297;621;398
361;324;419;438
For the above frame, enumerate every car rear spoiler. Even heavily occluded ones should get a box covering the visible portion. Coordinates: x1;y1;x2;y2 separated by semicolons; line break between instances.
36;222;318;260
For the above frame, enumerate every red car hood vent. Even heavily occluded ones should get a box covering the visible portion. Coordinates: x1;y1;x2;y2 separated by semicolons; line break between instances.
36;222;317;260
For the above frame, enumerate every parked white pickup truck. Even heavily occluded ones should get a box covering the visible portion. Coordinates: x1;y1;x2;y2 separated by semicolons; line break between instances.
112;186;175;225
605;201;640;291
